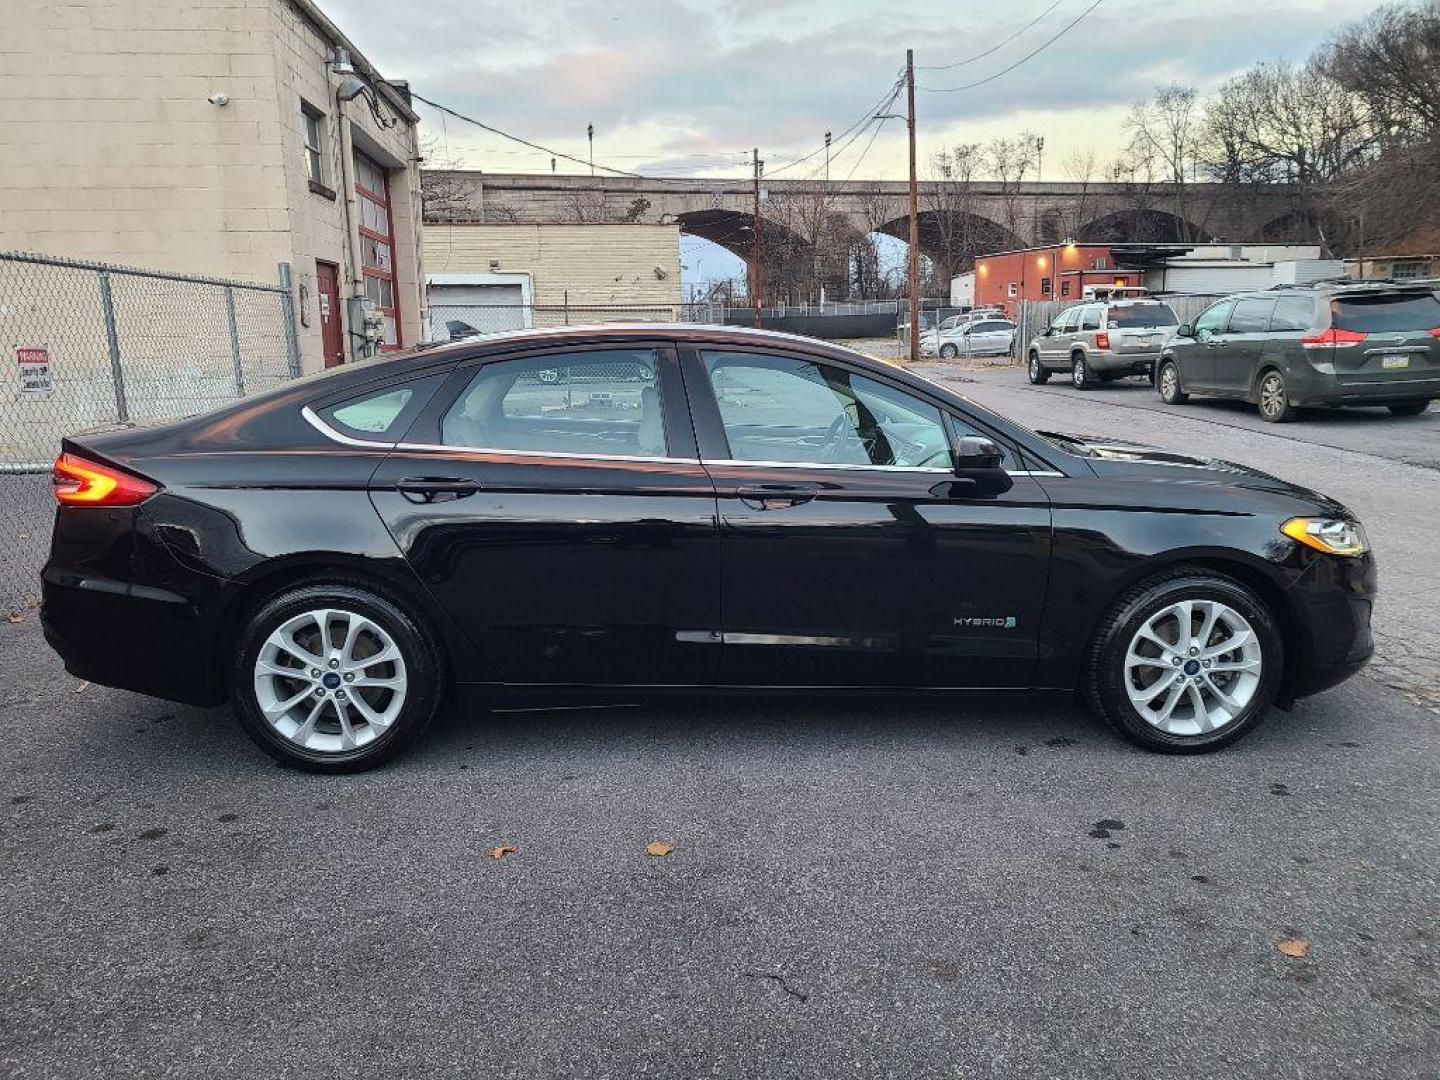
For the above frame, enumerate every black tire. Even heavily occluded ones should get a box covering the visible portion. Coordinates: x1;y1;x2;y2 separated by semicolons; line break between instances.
1027;351;1050;384
939;343;958;359
1256;369;1297;423
1388;400;1430;417
232;581;445;773
1071;353;1094;390
1157;360;1188;404
1085;567;1285;754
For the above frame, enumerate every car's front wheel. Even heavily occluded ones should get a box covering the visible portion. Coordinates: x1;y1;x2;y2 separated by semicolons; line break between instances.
1028;351;1050;384
232;582;444;772
939;343;958;359
1086;568;1284;753
1257;370;1297;423
1157;360;1188;404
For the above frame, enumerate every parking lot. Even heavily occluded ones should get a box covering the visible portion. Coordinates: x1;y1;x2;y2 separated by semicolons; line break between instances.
2;362;1438;1079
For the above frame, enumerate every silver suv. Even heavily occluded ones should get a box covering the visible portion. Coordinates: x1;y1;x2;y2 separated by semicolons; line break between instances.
1027;299;1180;389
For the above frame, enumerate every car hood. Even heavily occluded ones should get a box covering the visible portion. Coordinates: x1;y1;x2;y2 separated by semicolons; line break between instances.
1038;430;1352;513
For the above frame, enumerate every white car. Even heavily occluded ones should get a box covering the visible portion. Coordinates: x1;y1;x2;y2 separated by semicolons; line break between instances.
922;316;1017;359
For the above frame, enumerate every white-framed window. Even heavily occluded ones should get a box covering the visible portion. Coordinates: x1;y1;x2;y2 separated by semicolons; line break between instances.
301;101;326;186
1007;282;1019;298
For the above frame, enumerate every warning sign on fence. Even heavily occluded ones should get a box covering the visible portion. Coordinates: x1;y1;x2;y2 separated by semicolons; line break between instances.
16;347;52;396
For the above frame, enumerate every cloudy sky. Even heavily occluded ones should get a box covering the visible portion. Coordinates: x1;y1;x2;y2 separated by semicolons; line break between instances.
323;0;1387;283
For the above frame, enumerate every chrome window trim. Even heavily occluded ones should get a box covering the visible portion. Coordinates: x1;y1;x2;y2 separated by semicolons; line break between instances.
302;405;397;449
395;441;696;465
700;457;954;474
1008;469;1064;477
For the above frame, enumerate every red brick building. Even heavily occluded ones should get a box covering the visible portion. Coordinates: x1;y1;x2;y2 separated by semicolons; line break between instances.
973;244;1143;315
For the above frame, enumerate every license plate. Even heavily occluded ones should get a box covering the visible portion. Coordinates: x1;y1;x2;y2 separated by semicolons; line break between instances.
1380;354;1410;369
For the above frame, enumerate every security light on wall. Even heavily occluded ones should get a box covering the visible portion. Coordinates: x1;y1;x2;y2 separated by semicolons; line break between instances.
336;75;369;103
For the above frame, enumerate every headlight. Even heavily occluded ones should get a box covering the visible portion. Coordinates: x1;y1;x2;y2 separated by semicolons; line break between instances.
1280;517;1369;556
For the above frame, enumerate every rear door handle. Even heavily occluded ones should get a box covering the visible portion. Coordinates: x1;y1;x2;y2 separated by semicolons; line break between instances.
737;484;819;510
396;476;482;503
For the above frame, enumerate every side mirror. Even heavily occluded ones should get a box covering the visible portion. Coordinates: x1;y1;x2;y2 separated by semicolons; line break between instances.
1176;323;1193;338
951;435;1014;495
1041;327;1054;337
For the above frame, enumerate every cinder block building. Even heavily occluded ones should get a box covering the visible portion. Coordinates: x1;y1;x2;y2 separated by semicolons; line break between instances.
0;0;425;370
423;223;682;335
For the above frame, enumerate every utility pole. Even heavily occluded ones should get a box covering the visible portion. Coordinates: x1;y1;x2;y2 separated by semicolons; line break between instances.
905;48;920;363
587;123;594;176
751;147;763;328
824;130;832;189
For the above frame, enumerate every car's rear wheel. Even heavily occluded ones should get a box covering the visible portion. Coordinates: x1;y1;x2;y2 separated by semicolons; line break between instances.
1157;360;1188;404
1072;353;1094;390
1028;351;1050;384
939;343;958;359
1257;370;1297;423
1388;400;1430;417
232;583;444;772
1086;568;1283;753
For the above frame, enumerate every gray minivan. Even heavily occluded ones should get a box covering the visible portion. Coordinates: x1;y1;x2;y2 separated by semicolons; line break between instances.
1155;283;1440;422
1027;298;1179;388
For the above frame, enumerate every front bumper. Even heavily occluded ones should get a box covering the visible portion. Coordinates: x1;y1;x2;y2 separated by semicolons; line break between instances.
1284;549;1376;700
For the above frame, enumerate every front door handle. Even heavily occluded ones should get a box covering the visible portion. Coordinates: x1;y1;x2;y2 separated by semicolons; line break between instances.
396;476;482;503
1206;339;1229;348
737;484;819;510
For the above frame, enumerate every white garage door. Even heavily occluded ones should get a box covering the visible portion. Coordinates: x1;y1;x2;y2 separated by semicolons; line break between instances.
428;283;528;340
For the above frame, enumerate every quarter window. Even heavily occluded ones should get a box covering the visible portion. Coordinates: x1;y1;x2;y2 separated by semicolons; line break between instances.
701;351;952;469
1080;306;1102;331
441;350;666;457
318;374;446;440
1270;295;1316;332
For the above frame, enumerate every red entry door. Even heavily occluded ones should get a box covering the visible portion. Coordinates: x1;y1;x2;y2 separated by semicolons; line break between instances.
316;261;343;368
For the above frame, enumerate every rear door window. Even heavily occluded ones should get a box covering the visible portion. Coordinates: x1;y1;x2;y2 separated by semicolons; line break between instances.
1331;292;1440;333
441;349;669;457
1228;297;1277;334
1269;295;1316;332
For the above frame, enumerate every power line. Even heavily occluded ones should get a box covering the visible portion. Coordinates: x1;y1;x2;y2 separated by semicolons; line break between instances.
411;91;743;186
765;73;906;177
919;0;1106;93
916;0;1069;70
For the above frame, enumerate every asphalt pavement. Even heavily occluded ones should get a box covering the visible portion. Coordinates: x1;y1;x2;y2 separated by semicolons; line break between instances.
2;361;1437;1079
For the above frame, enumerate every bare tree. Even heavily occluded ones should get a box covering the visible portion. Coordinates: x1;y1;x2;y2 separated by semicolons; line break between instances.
1122;85;1207;239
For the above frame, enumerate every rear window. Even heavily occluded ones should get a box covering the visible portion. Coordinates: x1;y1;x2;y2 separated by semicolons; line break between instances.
1331;292;1440;333
1106;304;1179;328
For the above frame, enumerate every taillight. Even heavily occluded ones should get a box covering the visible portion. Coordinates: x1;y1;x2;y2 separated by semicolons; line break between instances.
52;453;158;506
1301;327;1368;349
1428;327;1440;339
1095;332;1110;350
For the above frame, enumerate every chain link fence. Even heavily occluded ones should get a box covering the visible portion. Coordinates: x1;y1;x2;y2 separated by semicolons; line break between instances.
0;251;299;615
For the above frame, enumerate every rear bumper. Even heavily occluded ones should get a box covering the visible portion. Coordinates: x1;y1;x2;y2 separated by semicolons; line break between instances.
1291;374;1440;407
41;568;226;706
1086;350;1159;374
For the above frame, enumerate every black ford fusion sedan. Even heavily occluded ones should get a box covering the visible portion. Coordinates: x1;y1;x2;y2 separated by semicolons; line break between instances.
42;325;1375;772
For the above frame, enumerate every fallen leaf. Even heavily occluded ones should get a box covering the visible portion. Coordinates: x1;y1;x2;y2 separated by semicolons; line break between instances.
1277;938;1311;958
17;532;29;541
73;681;90;694
490;845;517;860
646;841;675;857
5;613;22;624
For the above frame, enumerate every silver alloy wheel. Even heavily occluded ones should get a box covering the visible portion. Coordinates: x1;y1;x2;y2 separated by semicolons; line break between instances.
1073;356;1086;387
1030;354;1041;380
1124;599;1263;736
1160;364;1179;400
1259;373;1286;418
253;607;407;754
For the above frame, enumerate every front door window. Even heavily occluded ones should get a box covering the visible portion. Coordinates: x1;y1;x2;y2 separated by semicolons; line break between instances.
701;351;952;469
